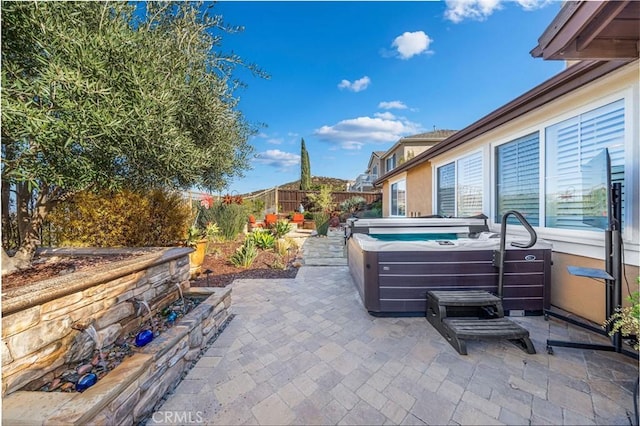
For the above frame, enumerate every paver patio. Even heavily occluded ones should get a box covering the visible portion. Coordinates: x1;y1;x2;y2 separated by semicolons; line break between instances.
149;232;638;425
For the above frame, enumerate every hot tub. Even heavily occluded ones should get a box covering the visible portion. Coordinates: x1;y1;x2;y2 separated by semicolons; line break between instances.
346;218;552;315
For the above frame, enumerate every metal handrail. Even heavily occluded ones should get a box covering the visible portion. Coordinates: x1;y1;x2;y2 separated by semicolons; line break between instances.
496;210;537;298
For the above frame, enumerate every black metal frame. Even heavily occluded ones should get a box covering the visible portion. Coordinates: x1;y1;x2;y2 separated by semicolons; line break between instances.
545;182;638;360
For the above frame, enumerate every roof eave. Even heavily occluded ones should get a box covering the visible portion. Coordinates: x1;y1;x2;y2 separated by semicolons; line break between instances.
531;1;639;61
374;59;630;186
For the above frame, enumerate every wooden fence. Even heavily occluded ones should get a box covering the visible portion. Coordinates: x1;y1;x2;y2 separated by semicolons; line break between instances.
246;188;381;214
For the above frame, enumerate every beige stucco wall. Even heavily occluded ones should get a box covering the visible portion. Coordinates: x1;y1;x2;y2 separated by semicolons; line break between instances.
402;142;436;164
380;162;433;217
406;162;433;217
381;181;389;217
552;253;639;324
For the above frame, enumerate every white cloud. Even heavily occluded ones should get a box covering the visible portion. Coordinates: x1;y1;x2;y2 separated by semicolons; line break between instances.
267;138;283;145
444;0;501;22
254;149;300;169
378;100;408;110
516;0;553;11
392;31;433;60
341;141;366;150
374;112;396;120
314;116;422;150
337;76;371;92
444;0;551;23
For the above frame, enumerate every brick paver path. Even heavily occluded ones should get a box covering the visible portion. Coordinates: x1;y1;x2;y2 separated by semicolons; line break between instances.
151;233;638;425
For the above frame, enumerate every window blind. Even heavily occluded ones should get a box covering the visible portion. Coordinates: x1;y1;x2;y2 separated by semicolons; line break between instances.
437;163;455;217
545;99;625;230
495;133;539;225
456;152;483;217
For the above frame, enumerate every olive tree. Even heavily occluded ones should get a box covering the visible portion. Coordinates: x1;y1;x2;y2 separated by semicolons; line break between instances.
1;1;266;273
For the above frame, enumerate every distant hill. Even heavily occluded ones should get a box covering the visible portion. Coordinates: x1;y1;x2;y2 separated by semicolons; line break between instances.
242;176;352;197
278;176;351;191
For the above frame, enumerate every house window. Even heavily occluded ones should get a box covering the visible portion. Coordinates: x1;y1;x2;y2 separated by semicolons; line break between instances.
457;152;483;216
437;163;455;216
372;165;378;180
495;133;540;225
545;99;625;230
386;154;396;173
436;152;483;217
390;179;406;216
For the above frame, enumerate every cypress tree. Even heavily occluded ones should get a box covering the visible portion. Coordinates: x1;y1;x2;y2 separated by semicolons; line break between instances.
300;138;311;190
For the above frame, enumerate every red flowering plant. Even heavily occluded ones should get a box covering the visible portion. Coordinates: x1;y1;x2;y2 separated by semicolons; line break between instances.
200;194;214;209
221;193;243;205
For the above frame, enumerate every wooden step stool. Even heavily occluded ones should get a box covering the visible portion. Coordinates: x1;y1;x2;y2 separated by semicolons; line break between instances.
426;290;536;355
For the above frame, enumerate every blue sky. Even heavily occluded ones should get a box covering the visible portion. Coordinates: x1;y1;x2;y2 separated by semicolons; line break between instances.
214;1;566;195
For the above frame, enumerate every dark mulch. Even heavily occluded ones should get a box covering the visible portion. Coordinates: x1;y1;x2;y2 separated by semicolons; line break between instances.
2;238;299;292
189;238;300;287
1;254;139;291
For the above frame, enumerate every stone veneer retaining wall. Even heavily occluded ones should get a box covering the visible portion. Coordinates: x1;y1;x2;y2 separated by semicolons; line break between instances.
1;247;233;424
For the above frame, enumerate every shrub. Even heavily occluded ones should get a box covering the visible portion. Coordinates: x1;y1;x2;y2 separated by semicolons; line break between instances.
271;220;292;238
243;198;265;217
184;222;220;252
339;196;366;216
250;228;276;250
306;185;334;212
360;208;382;218
274;238;289;257
604;284;640;350
197;202;248;241
312;212;330;236
274;236;298;257
270;255;287;270
229;237;258;268
48;189;190;247
204;222;221;241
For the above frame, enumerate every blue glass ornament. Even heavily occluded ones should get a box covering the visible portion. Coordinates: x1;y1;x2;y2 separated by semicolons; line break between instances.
166;311;178;323
135;329;154;347
76;373;97;392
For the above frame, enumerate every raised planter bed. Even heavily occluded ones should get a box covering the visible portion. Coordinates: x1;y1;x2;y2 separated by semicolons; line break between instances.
1;247;232;424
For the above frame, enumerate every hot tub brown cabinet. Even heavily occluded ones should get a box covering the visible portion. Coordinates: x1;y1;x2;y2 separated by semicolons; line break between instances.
347;237;551;315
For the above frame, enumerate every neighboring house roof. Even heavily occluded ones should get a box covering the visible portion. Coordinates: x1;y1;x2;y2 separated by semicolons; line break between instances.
400;129;458;140
380;129;457;160
531;1;639;60
374;59;630;186
367;151;386;170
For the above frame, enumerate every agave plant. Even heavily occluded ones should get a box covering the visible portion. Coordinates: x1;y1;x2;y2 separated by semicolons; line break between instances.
229;238;258;268
249;228;276;250
271;220;292;239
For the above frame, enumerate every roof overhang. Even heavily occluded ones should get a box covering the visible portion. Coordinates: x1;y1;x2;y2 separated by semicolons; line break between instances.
373;60;631;187
531;1;639;60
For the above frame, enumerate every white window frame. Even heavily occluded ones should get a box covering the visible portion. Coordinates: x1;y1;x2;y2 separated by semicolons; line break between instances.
386;154;396;173
432;149;485;217
492;131;541;226
488;86;638;263
389;175;407;217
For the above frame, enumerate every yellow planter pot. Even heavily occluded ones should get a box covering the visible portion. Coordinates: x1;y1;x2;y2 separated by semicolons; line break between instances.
188;239;208;278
